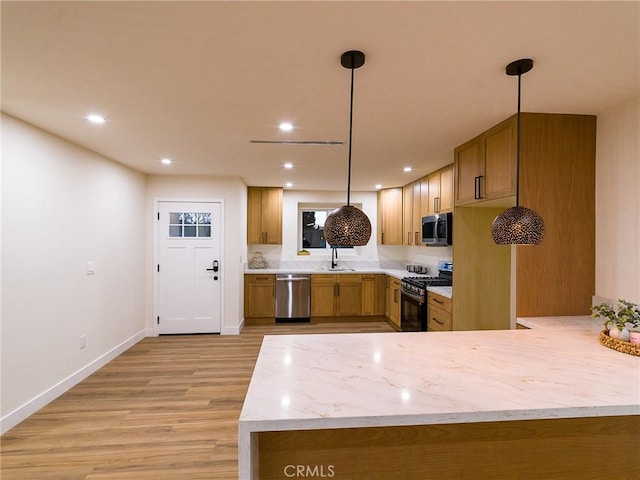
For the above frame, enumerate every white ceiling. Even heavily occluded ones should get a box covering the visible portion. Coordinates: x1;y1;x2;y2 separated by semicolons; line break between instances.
2;1;639;191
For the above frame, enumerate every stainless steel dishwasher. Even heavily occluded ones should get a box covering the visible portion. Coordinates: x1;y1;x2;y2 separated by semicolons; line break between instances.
275;274;311;322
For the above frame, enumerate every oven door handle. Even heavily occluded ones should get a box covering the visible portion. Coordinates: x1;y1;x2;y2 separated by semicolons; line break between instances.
401;289;424;304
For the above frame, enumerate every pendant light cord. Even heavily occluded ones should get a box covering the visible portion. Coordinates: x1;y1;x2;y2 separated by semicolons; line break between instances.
515;70;522;208
346;63;356;206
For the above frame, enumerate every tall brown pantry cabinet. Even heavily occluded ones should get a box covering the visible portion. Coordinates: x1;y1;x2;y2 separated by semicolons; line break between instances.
453;113;596;330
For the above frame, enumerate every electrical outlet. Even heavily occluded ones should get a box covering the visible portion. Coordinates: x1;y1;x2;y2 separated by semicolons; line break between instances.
80;335;87;349
87;261;95;275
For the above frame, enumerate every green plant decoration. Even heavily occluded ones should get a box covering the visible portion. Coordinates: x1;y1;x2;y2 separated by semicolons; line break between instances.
591;299;640;331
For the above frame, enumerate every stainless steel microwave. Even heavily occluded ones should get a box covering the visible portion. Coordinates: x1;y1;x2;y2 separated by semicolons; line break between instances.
422;212;452;246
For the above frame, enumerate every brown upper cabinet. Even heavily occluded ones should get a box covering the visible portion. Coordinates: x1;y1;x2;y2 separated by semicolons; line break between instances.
403;164;454;246
377;188;403;245
454;117;516;206
247;187;283;244
378;165;452;247
403;182;422;246
423;164;454;215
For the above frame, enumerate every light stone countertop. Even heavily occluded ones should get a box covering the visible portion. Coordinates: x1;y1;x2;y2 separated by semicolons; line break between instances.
239;315;640;476
245;267;410;279
244;268;453;298
426;286;452;298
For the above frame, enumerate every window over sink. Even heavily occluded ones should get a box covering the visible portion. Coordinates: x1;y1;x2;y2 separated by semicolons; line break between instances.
298;203;360;253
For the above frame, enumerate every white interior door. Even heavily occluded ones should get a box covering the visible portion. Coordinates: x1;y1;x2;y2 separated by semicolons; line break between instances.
157;201;222;334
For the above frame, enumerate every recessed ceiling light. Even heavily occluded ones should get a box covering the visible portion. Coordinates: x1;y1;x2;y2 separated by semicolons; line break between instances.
375;184;382;189
161;158;172;165
285;182;293;188
279;122;293;132
403;167;413;172
86;114;106;124
283;163;293;169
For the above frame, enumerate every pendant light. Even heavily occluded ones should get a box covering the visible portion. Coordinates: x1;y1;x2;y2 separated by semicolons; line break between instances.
324;50;372;247
491;58;545;245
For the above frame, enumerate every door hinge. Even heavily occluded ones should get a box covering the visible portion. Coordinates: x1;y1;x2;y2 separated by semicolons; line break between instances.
157;316;160;325
157;212;160;220
157;264;160;272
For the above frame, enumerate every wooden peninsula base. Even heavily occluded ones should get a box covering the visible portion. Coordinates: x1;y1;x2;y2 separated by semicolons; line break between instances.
257;415;639;479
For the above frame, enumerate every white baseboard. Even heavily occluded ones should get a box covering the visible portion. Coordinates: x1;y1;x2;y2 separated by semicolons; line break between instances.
221;319;243;335
0;329;146;435
145;327;158;337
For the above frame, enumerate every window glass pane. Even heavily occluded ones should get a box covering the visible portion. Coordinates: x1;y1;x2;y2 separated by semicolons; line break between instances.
169;226;182;237
184;213;197;224
198;213;211;225
198;226;211;237
300;207;355;250
302;211;326;248
170;212;183;224
184;225;197;237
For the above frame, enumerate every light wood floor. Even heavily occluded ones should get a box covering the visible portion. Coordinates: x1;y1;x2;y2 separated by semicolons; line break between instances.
1;321;395;480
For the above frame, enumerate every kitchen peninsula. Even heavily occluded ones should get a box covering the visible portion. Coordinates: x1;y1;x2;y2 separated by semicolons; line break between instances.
239;317;639;479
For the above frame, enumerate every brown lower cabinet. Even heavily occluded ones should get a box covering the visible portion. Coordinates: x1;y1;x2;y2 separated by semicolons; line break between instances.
244;274;275;320
361;274;386;316
245;273;389;322
387;276;401;329
427;291;452;331
311;274;362;317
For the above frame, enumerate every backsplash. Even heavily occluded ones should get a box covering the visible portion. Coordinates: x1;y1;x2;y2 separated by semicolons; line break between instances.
246;244;450;273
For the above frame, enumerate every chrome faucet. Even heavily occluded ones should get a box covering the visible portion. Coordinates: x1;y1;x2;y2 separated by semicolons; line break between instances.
331;247;338;269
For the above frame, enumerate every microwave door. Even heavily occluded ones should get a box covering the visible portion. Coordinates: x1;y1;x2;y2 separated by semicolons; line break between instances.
436;218;446;242
424;222;435;242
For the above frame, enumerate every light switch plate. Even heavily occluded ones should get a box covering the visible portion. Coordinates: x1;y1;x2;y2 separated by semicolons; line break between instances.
87;261;95;275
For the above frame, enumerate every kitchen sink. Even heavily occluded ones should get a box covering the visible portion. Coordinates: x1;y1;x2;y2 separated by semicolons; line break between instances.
315;267;356;272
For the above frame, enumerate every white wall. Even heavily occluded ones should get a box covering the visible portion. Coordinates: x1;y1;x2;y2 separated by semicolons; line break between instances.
1;114;147;432
249;189;451;273
145;175;247;334
405;245;453;275
285;190;378;259
595;97;640;304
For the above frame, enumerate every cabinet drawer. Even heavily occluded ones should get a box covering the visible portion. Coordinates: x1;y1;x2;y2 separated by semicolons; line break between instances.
428;292;452;313
246;274;275;284
428;305;452;331
311;274;336;284
337;274;361;283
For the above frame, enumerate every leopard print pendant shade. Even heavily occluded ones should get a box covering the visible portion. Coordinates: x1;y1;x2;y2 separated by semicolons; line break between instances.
324;205;372;247
492;59;545;246
491;206;545;245
323;51;372;247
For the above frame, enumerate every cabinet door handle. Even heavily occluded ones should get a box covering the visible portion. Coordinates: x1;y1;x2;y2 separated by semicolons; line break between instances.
415;232;420;245
393;289;398;303
474;176;479;199
432;317;444;325
435;197;441;213
433;298;444;304
407;232;412;245
381;232;384;244
477;175;484;199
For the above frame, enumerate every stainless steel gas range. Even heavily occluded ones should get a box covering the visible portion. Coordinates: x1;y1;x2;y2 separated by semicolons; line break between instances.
400;264;452;332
